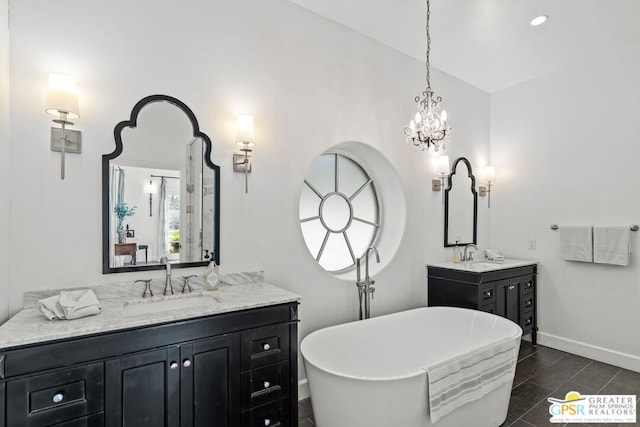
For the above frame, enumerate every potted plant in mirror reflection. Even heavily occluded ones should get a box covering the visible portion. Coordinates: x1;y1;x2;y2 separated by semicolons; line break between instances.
114;203;137;243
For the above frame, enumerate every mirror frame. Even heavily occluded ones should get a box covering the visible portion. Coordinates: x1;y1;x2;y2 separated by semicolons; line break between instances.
102;94;221;273
443;156;478;247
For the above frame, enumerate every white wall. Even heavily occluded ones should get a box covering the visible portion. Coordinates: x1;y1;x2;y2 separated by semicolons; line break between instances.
0;0;10;323
5;0;490;386
491;41;640;370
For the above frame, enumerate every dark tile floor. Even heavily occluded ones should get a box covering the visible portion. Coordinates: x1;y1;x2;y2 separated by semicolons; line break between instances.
298;342;640;426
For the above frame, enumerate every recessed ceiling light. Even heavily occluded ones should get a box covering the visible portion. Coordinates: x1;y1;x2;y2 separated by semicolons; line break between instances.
530;15;548;26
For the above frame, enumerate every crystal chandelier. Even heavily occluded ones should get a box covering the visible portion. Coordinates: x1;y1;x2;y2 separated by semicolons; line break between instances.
404;0;451;152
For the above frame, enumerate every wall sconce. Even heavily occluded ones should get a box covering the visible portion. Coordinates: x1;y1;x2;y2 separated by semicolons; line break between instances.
479;165;495;208
45;73;80;180
233;114;255;194
432;155;450;203
144;179;157;216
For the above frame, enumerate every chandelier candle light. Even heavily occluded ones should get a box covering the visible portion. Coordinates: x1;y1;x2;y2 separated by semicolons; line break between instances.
404;0;451;152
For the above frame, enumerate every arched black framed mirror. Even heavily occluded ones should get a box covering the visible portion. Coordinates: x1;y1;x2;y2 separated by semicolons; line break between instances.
444;157;477;247
102;94;220;273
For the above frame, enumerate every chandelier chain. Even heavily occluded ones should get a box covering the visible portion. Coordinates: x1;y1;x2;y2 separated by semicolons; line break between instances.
425;0;431;91
403;0;451;152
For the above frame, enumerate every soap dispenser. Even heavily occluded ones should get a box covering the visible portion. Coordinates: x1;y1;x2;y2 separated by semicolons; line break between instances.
453;241;461;263
204;252;221;291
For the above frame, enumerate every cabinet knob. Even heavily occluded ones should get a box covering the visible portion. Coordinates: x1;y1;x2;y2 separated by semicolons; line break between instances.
264;419;271;426
183;359;192;368
263;343;271;351
170;362;179;370
508;285;515;290
263;381;271;389
52;392;64;403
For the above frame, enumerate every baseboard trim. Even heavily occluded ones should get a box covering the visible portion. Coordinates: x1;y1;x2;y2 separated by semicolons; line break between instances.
538;332;640;372
298;378;310;401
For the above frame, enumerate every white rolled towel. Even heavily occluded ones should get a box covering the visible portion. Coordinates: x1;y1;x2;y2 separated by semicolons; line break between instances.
37;289;101;320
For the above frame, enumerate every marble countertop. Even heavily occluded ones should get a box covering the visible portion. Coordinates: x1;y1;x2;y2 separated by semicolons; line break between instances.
0;272;301;350
427;258;538;273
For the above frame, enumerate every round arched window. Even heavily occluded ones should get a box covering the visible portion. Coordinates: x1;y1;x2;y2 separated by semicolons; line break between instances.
299;153;380;272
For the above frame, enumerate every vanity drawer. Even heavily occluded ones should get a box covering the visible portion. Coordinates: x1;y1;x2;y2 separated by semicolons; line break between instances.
521;294;534;311
6;362;103;427
241;361;290;410
479;304;495;314
242;324;290;370
522;311;535;331
522;278;535;294
479;284;495;305
241;398;290;427
48;413;104;427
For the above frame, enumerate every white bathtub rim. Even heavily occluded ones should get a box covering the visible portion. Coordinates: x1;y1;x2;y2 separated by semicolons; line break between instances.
301;307;522;382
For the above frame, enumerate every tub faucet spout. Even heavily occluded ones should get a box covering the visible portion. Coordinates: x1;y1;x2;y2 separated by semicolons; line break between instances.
356;246;380;320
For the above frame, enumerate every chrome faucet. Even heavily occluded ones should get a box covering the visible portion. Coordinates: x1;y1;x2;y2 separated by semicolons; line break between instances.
356;246;380;320
462;244;478;262
162;258;174;296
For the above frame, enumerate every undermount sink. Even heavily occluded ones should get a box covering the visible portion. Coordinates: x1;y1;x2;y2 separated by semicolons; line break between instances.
121;293;219;316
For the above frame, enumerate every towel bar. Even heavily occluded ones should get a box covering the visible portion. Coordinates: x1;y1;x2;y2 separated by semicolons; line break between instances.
550;224;639;231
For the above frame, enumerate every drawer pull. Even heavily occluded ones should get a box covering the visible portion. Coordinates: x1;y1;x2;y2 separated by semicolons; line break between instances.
525;281;532;289
484;290;492;298
263;343;271;351
508;285;515;290
525;318;532;325
264;419;271;426
263;381;271;389
170;362;179;370
525;300;533;307
183;359;192;368
52;392;64;403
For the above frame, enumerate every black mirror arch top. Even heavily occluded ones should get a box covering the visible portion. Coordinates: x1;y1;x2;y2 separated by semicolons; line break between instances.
102;94;221;273
444;156;478;247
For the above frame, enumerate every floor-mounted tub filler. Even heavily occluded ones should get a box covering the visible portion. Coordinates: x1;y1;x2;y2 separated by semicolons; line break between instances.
301;307;522;427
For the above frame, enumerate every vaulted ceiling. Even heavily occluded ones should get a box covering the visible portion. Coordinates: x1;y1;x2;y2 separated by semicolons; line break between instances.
288;0;640;92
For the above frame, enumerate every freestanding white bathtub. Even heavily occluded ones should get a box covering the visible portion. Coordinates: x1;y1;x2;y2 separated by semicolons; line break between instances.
301;307;522;427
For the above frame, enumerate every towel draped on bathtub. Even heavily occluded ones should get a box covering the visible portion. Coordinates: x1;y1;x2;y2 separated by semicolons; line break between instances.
425;336;519;423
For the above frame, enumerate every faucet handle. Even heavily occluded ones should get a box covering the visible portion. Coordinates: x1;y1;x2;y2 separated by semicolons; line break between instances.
135;279;153;298
181;275;197;294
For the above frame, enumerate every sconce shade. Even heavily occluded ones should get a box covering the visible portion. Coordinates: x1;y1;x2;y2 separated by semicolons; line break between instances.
235;114;255;147
437;155;450;175
485;165;496;182
144;181;157;194
45;73;79;119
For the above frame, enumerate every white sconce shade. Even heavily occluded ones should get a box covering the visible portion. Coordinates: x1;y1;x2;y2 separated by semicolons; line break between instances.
144;181;156;194
235;114;255;147
45;73;79;119
484;165;496;182
437;155;450;175
480;165;496;208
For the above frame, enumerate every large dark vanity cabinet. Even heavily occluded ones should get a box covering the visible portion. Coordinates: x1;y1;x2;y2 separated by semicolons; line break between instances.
428;264;538;344
0;303;298;427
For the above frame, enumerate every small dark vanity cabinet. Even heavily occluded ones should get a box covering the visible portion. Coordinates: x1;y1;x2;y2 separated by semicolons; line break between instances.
428;264;538;344
0;303;298;427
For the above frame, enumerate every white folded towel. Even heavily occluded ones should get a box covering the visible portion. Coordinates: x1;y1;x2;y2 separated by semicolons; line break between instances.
593;226;630;266
37;290;101;320
425;336;519;423
560;225;593;262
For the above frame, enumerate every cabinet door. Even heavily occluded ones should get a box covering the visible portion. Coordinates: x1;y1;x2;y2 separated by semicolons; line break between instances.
495;280;520;324
180;335;240;427
1;381;5;427
105;347;180;427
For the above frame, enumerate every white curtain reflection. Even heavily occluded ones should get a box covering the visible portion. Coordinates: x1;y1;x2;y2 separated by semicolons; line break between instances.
156;177;169;261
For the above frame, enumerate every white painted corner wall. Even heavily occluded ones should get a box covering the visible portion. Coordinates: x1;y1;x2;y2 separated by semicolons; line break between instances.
0;0;10;324
4;0;490;387
490;41;640;372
